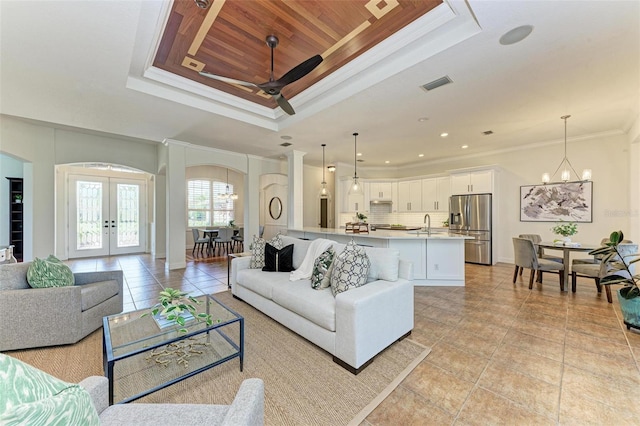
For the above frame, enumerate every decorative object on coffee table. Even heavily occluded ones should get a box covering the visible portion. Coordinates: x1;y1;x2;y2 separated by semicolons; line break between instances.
142;287;214;333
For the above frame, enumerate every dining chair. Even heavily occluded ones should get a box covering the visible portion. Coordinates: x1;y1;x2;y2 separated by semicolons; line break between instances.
517;234;563;280
232;227;244;252
571;243;638;302
513;237;565;290
573;237;633;265
214;227;234;256
191;228;210;256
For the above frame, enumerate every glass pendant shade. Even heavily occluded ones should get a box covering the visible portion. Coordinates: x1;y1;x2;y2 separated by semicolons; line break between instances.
581;169;592;181
348;132;364;196
318;144;331;199
220;168;237;200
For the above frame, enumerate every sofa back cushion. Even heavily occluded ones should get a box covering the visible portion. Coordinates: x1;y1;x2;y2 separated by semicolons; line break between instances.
280;236;312;270
332;244;399;282
0;262;31;290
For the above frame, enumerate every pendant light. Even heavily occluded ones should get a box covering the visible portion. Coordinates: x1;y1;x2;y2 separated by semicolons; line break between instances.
219;168;238;200
541;115;591;184
348;132;363;196
318;144;331;199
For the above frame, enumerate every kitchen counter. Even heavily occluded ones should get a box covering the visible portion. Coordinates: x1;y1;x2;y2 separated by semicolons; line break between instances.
287;228;469;286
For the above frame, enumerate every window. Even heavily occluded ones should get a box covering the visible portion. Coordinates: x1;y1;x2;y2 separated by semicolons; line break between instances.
187;179;234;227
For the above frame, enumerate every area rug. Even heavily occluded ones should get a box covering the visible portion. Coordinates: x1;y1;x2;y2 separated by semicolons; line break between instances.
6;291;430;425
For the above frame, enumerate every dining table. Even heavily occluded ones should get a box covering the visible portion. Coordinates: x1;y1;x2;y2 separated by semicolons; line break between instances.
199;229;219;254
538;241;600;289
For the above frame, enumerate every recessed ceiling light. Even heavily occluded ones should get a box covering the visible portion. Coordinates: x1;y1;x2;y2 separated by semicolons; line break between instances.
418;154;424;157
461;145;469;149
418;117;429;122
280;135;293;140
385;160;390;164
440;133;449;138
499;25;533;45
357;152;362;156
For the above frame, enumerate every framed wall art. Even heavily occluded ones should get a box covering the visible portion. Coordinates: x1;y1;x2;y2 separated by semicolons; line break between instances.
520;181;593;222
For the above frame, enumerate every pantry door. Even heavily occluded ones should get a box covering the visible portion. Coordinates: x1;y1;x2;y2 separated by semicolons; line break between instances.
69;176;146;258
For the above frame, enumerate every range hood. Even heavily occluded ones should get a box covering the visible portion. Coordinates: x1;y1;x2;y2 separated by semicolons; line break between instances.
370;200;393;204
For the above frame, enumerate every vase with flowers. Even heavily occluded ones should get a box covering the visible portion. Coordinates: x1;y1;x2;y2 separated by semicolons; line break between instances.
551;221;577;245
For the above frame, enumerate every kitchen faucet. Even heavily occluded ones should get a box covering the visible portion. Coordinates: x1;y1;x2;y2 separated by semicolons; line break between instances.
423;213;431;236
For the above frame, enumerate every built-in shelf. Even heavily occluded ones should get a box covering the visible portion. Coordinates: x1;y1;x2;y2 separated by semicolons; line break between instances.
6;177;23;262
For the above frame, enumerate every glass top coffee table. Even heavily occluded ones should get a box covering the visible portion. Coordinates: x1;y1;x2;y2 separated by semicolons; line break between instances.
103;294;243;404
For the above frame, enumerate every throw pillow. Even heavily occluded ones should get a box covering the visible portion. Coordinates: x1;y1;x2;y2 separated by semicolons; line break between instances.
0;354;100;426
250;234;283;269
330;240;370;296
27;255;75;288
262;243;295;272
310;246;335;289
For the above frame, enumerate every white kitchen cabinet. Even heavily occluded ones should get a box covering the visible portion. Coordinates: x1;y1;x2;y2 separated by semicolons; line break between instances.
425;239;465;282
398;180;422;212
450;170;493;195
369;182;393;201
421;176;450;211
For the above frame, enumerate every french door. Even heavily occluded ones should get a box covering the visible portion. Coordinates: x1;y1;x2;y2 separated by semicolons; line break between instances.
69;176;146;258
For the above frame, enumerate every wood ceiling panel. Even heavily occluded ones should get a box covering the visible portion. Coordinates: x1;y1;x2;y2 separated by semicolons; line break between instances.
154;0;442;110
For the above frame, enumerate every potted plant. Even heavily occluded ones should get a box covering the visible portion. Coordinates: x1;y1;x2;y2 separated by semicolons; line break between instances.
590;231;640;330
13;194;22;204
228;219;235;228
356;212;367;223
551;221;577;244
142;288;214;333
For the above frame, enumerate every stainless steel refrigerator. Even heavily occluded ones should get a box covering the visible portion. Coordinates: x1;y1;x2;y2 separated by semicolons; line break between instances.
449;193;492;265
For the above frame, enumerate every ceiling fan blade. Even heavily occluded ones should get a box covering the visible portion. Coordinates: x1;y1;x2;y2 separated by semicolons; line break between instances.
199;71;258;88
276;55;323;87
274;93;295;115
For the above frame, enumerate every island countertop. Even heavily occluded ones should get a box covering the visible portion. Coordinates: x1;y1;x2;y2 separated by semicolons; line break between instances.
287;227;471;240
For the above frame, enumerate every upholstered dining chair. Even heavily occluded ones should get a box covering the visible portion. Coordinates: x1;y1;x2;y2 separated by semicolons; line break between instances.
573;237;633;265
571;243;638;302
191;228;210;256
513;237;565;290
214;227;234;256
232;227;244;252
517;234;563;281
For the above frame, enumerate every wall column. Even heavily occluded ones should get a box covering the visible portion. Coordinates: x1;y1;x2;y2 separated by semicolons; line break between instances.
165;143;186;269
286;150;305;229
245;155;262;242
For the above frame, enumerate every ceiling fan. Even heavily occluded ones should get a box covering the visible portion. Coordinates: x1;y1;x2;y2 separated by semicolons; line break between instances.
199;35;323;115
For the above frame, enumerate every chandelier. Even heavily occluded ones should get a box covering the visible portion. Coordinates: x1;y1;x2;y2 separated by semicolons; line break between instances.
319;144;331;199
348;132;363;196
541;115;591;184
219;168;238;200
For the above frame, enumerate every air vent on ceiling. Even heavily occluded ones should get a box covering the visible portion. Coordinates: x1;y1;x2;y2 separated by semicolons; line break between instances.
483;130;494;135
420;76;453;92
280;142;292;147
357;159;364;162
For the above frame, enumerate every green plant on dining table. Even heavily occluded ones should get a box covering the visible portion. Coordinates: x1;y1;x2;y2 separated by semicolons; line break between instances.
590;231;640;300
551;221;578;237
141;288;215;333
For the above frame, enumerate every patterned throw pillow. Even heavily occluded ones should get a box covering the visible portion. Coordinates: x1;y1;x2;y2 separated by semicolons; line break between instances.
26;255;75;288
250;234;283;269
262;243;294;272
330;240;370;296
311;247;335;289
0;354;100;426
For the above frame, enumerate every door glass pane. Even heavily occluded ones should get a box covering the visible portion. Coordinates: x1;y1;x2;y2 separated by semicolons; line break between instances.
117;184;139;247
77;181;103;250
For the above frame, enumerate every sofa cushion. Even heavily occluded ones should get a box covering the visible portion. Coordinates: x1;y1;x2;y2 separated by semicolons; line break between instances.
27;255;75;288
330;240;370;296
271;282;336;331
280;236;312;270
0;262;31;290
262;244;294;272
364;247;400;282
80;280;120;311
236;268;291;300
0;354;100;426
311;247;335;289
250;234;283;269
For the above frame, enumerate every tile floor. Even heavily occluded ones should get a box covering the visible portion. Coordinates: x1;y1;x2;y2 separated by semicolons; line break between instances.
67;253;640;425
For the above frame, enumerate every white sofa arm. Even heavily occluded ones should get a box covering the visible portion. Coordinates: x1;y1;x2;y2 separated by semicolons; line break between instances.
334;279;414;370
230;256;252;292
398;259;413;280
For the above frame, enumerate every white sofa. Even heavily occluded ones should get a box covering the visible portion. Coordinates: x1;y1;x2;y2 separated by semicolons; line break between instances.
230;235;414;374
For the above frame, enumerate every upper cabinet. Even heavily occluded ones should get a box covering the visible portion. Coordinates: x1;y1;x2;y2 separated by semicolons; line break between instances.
369;182;393;201
398;180;422;212
450;170;494;195
421;176;450;211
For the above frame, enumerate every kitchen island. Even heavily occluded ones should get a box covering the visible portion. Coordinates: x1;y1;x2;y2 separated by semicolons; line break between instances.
287;227;471;286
